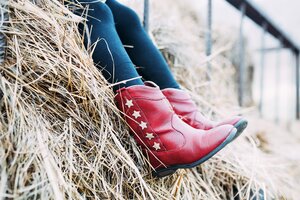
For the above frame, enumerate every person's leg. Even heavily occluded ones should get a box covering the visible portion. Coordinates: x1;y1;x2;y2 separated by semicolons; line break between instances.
104;0;248;136
105;0;180;90
75;1;143;91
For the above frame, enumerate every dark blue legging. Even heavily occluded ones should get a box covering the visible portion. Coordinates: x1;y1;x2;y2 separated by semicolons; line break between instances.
77;0;180;91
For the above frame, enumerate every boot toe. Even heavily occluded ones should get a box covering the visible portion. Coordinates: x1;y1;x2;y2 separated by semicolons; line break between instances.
216;116;247;139
217;116;243;127
204;124;237;152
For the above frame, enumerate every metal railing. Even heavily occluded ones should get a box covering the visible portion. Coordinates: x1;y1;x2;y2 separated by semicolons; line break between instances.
143;0;150;33
224;0;300;120
143;0;300;120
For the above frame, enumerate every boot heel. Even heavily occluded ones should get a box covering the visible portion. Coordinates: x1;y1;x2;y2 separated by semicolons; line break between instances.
152;168;177;178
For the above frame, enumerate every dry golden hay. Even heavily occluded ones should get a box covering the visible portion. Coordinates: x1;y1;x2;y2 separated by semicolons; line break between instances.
0;0;299;199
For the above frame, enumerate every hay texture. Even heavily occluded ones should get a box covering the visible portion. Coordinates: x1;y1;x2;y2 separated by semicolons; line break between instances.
0;0;299;199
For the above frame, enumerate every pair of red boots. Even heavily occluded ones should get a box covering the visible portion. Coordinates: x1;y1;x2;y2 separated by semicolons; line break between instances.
115;82;247;177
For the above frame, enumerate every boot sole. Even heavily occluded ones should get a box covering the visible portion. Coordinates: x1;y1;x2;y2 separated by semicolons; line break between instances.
152;128;238;178
233;119;248;140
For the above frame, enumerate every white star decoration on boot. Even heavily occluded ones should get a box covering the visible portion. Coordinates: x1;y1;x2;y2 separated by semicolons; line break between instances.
153;142;161;150
145;133;154;140
125;99;133;108
132;110;141;119
139;121;147;130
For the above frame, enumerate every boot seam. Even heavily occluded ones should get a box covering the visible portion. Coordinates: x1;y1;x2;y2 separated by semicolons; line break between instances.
143;114;186;154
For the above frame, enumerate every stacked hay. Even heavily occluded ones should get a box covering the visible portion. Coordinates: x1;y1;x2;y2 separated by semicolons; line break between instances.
0;0;299;199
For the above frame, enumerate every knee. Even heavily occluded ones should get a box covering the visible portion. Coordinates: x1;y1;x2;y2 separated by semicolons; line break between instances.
106;0;143;31
78;1;114;25
119;8;143;30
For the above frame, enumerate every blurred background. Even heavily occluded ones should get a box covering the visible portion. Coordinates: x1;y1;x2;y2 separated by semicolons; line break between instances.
197;0;300;122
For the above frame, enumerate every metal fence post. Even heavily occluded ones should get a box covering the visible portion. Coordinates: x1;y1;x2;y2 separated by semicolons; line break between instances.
0;2;8;65
296;51;300;119
205;0;212;81
0;2;7;99
143;0;150;33
238;3;246;107
274;40;282;122
259;24;267;117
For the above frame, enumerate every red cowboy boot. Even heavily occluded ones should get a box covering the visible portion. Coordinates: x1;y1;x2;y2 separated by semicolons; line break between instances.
162;88;248;140
115;81;237;177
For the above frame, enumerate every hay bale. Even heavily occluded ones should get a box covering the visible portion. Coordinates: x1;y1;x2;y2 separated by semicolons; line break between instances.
0;0;298;199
